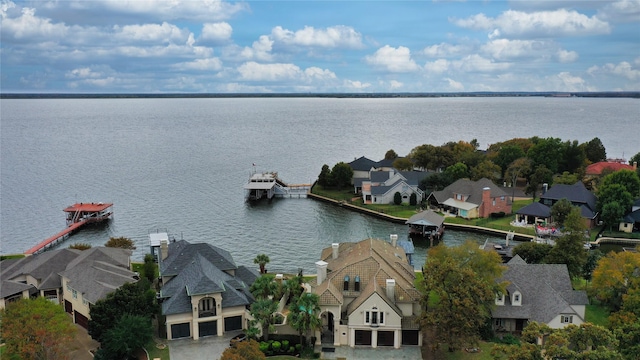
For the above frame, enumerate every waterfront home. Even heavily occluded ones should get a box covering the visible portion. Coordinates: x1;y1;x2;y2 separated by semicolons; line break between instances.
158;239;258;340
492;255;588;334
539;181;598;228
311;238;422;348
0;247;137;328
515;202;552;226
619;198;640;233
427;178;511;219
584;160;637;190
361;170;428;205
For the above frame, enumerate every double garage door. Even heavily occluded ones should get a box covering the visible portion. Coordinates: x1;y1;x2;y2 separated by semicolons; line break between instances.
170;316;243;339
354;330;395;346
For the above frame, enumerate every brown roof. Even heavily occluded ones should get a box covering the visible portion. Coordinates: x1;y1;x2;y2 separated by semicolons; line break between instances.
585;161;634;175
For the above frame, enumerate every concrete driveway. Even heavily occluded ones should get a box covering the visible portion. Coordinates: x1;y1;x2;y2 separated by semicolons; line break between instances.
169;331;241;360
169;332;422;360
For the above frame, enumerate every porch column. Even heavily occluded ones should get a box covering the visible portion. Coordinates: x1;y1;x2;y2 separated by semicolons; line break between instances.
371;329;377;348
350;328;355;348
394;329;400;349
334;318;340;346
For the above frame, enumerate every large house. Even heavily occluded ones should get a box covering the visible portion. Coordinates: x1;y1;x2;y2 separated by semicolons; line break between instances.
311;237;422;348
427;178;511;219
0;247;138;328
538;181;599;228
584;160;637;190
619;198;640;233
361;170;429;205
158;238;259;340
492;255;589;333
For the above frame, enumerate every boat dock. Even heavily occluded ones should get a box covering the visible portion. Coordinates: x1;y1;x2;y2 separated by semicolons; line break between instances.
24;202;113;255
244;171;310;201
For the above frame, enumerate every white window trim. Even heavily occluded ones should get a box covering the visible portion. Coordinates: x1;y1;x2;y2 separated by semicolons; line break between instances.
561;315;573;324
364;309;385;325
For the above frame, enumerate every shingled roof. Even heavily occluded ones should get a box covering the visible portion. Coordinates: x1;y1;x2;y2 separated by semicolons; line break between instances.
540;182;597;211
430;178;509;205
348;156;378;171
159;240;258;316
516;202;551;218
492;255;588;324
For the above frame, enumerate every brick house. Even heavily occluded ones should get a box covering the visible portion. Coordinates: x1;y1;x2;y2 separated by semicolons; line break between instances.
427;178;511;219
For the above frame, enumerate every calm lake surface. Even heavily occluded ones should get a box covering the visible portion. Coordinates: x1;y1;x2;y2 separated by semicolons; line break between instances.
1;97;638;273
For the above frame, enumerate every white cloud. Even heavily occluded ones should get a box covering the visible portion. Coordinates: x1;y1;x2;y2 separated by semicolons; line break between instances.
365;45;420;73
271;25;363;48
445;78;464;91
237;62;336;83
175;58;223;71
481;39;548;60
556;72;590;91
557;49;579;63
589;61;640;80
304;67;337;81
200;22;232;44
97;0;249;22
454;55;511;72
389;80;403;89
343;79;372;90
423;43;470;58
114;22;191;44
1;6;68;41
424;59;450;73
241;35;274;61
453;9;611;38
597;0;640;23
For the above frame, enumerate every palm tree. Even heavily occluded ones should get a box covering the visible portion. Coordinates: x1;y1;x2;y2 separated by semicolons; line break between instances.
287;293;321;348
249;298;278;342
250;275;278;300
254;254;270;274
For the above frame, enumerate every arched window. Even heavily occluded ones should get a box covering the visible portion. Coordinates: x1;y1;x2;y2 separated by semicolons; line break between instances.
354;276;360;291
199;297;216;317
343;275;350;291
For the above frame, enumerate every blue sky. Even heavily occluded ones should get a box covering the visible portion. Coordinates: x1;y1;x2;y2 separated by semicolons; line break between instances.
1;0;639;93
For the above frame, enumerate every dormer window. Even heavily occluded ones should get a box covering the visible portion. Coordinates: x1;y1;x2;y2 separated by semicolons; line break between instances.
495;293;505;306
512;291;522;306
354;276;360;291
344;276;350;291
456;194;462;200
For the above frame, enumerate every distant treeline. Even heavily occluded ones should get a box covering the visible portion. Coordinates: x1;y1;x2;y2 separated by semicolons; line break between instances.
2;92;639;99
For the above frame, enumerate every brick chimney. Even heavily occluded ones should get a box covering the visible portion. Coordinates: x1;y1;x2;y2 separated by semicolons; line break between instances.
160;239;169;261
482;187;491;218
316;260;328;284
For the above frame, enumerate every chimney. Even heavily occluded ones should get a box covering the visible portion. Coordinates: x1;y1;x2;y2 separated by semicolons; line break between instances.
160;239;169;261
482;187;491;217
332;243;339;259
316;260;328;284
390;234;398;247
542;183;548;194
634;162;638;170
386;279;396;301
275;274;284;284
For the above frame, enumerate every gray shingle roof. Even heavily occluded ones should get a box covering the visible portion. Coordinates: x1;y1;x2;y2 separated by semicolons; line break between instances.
60;259;138;303
398;171;432;186
406;210;444;227
516;202;551;218
540;182;597;211
430;178;509;205
623;209;640;223
492;255;588;323
349;156;378;171
159;241;257;316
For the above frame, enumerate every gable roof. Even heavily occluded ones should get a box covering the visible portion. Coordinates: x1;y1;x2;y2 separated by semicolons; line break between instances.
349;156;378;171
406;210;444;227
516;202;551;218
159;240;258;315
623;209;640;223
492;256;588;324
540;182;597;211
430;178;509;205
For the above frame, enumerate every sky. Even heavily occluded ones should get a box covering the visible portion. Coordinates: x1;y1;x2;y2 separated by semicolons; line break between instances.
1;0;639;93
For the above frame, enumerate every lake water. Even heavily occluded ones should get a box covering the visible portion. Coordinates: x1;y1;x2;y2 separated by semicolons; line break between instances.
1;97;638;273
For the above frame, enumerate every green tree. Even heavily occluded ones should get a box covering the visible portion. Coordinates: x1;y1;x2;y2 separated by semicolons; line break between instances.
95;314;153;360
384;149;398;160
494;145;526;177
250;275;279;300
409;144;437;170
0;297;76;360
409;192;417;206
420;241;506;352
392;157;414;171
88;280;158;342
470;160;501;182
527;137;564;174
317;164;331;187
597;183;634;231
104;236;136;250
560;139;586;174
69;242;92;250
630;152;640;167
512;242;552;264
550;198;574;227
249;298;279;341
287;293;321;348
553;171;580;185
583;137;607;163
526;165;553;199
393;191;402;205
600;169;640;198
330;162;354;189
253;253;270;274
221;339;266;360
505;157;532;200
583;249;604;281
142;253;157;283
545;206;588;278
420;172;452;192
444;162;469;182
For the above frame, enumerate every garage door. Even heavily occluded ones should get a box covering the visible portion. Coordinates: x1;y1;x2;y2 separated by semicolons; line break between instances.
199;320;218;337
224;316;243;332
171;323;191;339
402;330;419;345
354;330;372;346
377;331;394;346
64;300;73;314
74;311;89;329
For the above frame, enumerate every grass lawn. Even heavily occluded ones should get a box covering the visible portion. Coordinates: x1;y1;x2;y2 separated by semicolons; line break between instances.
586;304;610;327
443;341;497;360
145;340;170;360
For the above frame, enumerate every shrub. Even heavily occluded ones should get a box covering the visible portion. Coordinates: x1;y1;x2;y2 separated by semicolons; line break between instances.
295;343;302;352
499;334;520;345
491;211;506;218
282;339;290;351
409;193;417;206
394;192;402;205
259;341;269;353
272;341;281;352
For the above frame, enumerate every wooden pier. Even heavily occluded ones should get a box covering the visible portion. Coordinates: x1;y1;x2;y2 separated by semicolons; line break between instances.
24;202;113;255
244;171;310;201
